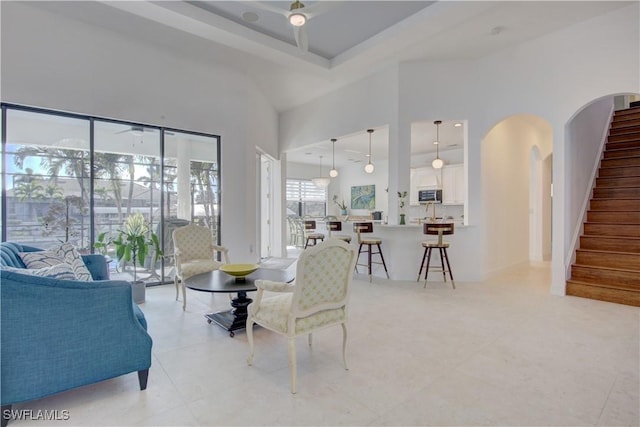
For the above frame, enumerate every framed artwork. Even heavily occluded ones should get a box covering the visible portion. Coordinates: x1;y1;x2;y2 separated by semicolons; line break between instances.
351;185;375;209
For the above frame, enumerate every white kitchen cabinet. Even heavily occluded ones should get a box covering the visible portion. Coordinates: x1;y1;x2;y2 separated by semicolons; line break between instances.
409;167;441;206
442;164;465;205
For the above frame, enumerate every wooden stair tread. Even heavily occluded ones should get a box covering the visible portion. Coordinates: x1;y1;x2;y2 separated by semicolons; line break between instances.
572;263;640;274
576;248;640;255
567;279;639;291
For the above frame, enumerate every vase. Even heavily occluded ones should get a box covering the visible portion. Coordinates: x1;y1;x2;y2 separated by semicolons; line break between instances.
399;213;406;225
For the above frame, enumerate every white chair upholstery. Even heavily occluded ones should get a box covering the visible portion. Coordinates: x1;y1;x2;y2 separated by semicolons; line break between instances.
173;224;230;310
246;239;357;394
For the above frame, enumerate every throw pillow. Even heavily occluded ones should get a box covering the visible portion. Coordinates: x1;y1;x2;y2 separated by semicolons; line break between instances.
1;264;78;280
54;243;93;281
19;251;66;269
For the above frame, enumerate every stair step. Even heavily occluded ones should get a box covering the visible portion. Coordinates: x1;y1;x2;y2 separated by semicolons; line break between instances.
598;165;640;178
580;235;640;253
569;264;640;288
593;187;640;199
584;222;640;237
612;112;640;126
595;176;640;187
603;148;640;159
576;249;640;270
589;199;640;211
600;156;640;168
607;131;640;144
604;137;640;151
566;280;640;307
609;122;640;134
613;107;640;118
586;211;640;224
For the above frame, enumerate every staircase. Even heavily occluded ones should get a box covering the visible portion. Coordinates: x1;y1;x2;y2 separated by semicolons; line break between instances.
566;106;640;307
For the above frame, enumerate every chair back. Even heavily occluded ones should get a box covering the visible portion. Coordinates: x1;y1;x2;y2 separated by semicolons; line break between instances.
326;221;342;238
423;223;454;246
173;224;214;261
304;220;317;232
353;222;373;244
291;239;357;317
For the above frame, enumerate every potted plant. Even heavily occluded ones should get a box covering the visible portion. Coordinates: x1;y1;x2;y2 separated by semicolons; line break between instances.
112;213;162;303
333;195;348;215
398;191;408;225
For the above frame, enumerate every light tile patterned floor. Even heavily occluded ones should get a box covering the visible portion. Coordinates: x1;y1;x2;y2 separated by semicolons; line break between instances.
7;262;639;426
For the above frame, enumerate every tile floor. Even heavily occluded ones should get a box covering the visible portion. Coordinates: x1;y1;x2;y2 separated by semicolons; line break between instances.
8;262;640;426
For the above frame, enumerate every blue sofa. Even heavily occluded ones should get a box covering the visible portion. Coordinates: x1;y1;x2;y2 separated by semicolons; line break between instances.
0;242;152;426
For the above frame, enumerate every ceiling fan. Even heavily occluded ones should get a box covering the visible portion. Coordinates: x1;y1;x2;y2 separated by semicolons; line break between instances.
249;1;336;53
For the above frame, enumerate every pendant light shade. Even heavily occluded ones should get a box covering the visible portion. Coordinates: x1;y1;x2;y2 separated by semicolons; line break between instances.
364;129;374;174
312;155;330;188
432;120;444;169
329;138;338;178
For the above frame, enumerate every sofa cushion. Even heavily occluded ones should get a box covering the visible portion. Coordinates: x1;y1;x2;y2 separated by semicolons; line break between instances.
54;243;93;281
1;264;78;280
19;251;67;269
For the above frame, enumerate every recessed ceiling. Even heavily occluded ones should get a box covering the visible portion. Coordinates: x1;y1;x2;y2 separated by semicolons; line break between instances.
30;1;632;112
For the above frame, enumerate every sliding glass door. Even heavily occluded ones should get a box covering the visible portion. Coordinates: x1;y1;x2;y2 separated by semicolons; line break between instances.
1;104;220;285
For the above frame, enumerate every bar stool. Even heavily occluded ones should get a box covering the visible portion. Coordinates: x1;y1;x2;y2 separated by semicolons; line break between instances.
417;223;455;289
326;221;352;243
353;222;389;282
304;220;324;248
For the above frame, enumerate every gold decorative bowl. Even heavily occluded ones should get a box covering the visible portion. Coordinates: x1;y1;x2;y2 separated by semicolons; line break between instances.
220;263;259;281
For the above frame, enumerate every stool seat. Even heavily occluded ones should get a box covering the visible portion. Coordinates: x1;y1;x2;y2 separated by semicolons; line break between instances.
307;233;324;239
361;237;382;244
333;235;352;243
422;241;450;248
417;223;455;289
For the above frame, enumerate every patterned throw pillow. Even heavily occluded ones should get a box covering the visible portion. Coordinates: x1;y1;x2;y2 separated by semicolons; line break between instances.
54;243;93;281
1;264;78;280
19;250;66;269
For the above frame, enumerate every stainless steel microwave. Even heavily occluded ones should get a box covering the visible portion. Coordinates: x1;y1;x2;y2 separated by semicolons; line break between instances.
418;189;442;203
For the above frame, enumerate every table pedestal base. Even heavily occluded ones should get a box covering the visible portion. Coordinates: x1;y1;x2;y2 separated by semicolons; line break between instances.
205;291;252;337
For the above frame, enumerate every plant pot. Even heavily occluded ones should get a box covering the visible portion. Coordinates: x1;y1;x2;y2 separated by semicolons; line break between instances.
131;280;146;304
340;209;348;216
399;214;406;225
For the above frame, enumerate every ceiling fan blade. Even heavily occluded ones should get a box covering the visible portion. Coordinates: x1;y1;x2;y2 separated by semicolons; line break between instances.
293;25;308;53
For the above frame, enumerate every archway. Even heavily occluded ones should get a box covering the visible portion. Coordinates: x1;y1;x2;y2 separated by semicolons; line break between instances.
482;114;553;275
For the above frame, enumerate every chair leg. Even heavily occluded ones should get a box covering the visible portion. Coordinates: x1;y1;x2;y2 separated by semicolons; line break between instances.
174;277;179;300
376;243;390;279
439;248;447;282
342;323;349;370
247;318;255;365
443;248;455;289
182;282;187;311
288;337;297;394
355;243;365;274
423;248;433;288
138;369;149;390
308;333;312;347
367;244;372;282
417;246;428;281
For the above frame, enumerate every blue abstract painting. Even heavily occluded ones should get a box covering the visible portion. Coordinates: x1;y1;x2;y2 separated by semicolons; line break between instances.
351;185;375;209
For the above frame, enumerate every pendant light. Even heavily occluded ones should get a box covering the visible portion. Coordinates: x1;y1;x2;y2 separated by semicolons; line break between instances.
312;155;330;188
329;138;338;178
364;129;374;174
432;120;444;169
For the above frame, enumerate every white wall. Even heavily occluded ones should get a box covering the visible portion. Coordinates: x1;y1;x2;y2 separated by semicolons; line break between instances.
564;96;614;273
1;2;279;263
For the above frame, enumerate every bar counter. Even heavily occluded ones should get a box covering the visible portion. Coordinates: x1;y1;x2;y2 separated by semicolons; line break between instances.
314;219;476;282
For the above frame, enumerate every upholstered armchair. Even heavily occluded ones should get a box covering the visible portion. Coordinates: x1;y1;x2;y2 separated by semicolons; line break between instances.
246;239;357;393
172;224;230;310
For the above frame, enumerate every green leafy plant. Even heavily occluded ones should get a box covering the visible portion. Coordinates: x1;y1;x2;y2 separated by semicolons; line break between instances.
333;195;348;210
93;231;113;256
397;191;408;209
112;213;162;282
